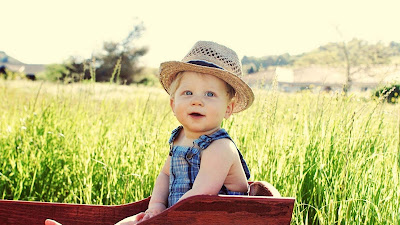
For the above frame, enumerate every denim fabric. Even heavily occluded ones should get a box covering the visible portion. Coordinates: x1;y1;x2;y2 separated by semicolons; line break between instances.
167;126;250;207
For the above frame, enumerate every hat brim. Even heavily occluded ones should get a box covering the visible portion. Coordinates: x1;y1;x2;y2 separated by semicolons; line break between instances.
159;61;254;113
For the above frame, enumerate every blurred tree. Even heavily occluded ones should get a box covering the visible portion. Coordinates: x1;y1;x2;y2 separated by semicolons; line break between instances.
248;66;255;74
42;21;148;84
0;65;6;79
337;38;392;93
242;61;258;75
295;43;342;66
41;64;69;82
241;53;293;73
374;84;400;103
389;41;400;54
40;57;92;83
94;22;148;84
242;56;261;72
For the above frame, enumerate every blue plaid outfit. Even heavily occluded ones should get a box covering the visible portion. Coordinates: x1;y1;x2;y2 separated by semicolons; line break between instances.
167;126;250;207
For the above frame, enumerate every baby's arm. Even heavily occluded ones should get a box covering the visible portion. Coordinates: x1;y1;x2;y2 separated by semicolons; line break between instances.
178;139;236;201
115;156;170;225
144;156;171;217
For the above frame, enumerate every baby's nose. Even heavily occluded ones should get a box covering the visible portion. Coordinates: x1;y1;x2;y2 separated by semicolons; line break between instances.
190;96;204;106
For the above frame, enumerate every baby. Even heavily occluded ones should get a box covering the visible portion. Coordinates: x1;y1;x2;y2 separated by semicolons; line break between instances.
116;41;255;224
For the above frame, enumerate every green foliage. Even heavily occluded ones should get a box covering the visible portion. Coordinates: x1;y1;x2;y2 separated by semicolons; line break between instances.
241;53;294;74
94;40;147;84
295;42;342;66
39;59;91;83
1;80;399;224
0;69;26;80
134;67;160;87
39;64;69;82
94;22;148;84
389;41;400;55
374;83;400;103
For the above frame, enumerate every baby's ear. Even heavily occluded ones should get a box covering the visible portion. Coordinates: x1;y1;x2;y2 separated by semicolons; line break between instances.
224;99;235;119
170;98;176;115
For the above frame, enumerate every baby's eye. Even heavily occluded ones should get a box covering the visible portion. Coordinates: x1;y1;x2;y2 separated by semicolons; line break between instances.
184;91;193;95
205;92;214;97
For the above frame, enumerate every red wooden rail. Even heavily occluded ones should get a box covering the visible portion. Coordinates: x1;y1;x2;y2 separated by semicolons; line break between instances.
0;197;150;225
0;181;295;225
137;195;295;225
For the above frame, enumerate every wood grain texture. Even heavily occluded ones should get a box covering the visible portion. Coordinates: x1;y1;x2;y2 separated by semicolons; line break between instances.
140;195;295;225
0;197;150;225
0;182;295;224
0;196;294;225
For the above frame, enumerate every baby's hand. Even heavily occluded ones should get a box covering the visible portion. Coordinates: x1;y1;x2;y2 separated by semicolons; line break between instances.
115;212;146;225
142;203;166;221
115;203;166;225
45;219;62;225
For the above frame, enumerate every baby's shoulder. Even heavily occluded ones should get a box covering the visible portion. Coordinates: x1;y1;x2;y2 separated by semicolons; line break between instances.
204;138;237;155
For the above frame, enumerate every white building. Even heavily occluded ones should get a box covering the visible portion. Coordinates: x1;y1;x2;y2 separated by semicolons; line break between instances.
243;65;400;93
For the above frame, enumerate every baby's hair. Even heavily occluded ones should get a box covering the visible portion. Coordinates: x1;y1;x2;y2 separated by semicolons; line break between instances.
169;71;236;100
169;71;185;97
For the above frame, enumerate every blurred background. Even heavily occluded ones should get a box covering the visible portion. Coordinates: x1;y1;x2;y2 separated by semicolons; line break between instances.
1;0;400;95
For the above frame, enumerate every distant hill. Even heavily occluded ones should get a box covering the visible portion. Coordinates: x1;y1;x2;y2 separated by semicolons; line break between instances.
0;51;24;64
242;40;400;75
0;51;45;76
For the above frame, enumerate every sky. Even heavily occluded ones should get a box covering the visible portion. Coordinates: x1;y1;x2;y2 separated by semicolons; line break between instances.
1;0;400;68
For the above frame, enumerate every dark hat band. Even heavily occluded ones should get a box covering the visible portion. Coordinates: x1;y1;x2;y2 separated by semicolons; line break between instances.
187;60;224;70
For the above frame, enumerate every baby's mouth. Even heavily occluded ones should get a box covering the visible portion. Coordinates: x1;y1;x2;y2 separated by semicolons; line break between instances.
189;112;204;117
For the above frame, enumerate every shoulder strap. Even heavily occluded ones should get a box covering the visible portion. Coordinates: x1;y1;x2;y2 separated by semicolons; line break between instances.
168;126;183;144
168;126;183;156
193;128;230;150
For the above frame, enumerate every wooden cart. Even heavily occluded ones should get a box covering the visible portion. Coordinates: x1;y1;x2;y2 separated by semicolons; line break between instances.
0;181;295;225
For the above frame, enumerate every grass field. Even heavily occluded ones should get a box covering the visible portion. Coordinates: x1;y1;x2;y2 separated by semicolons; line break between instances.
1;80;399;224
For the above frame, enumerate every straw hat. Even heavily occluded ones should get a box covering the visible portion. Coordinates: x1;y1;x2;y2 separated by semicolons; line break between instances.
159;41;254;113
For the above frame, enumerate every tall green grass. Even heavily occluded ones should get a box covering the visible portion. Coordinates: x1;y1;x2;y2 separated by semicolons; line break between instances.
1;80;399;224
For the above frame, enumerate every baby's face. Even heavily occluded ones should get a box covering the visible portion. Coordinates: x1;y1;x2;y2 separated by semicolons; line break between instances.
170;72;234;136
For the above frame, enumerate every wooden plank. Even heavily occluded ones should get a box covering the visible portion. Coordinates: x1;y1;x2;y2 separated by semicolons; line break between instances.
140;195;295;225
0;195;294;225
0;181;294;224
0;197;150;225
